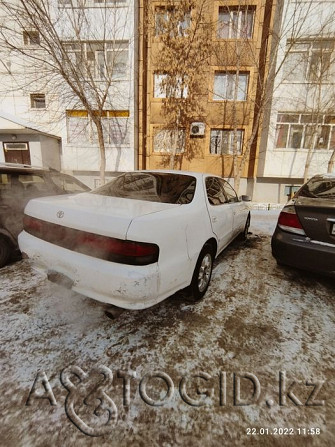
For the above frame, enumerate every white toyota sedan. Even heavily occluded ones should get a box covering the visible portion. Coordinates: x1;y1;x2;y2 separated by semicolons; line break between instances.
19;171;250;309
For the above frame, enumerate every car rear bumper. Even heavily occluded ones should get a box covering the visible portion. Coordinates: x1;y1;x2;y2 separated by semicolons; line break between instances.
271;227;335;277
18;231;163;309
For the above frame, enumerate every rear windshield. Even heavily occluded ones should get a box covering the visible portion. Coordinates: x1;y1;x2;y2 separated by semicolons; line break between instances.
92;172;196;204
49;173;89;194
297;177;335;200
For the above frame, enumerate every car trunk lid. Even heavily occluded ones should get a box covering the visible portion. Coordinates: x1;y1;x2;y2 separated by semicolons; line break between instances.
24;192;180;240
294;197;335;244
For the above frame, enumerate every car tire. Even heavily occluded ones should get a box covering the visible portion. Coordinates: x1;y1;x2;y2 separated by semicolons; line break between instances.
189;243;214;301
0;235;11;268
240;213;250;240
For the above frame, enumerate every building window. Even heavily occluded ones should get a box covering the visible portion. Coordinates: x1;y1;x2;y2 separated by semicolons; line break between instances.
283;40;334;83
275;113;335;150
210;129;244;155
284;185;300;199
153;128;185;153
30;94;46;109
155;7;191;37
93;0;124;3
218;6;255;39
213;71;249;101
63;41;129;81
59;0;126;6
3;142;29;151
154;73;188;98
23;30;40;46
66;110;130;145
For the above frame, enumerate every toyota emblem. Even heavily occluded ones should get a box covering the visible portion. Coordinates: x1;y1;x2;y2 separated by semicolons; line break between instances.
56;210;64;218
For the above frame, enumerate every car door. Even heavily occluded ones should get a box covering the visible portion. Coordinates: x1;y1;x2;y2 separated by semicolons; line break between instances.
205;177;234;253
220;179;246;236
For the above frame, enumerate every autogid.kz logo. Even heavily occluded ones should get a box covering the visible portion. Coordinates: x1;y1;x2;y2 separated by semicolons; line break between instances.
25;366;326;437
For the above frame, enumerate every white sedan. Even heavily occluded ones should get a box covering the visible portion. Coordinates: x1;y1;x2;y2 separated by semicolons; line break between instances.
18;171;250;309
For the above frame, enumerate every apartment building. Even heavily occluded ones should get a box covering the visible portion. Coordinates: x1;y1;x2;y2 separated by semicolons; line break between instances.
256;0;335;202
138;0;280;194
0;0;136;188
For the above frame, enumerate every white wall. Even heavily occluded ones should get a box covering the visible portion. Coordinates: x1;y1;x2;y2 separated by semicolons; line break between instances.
260;0;335;182
0;1;136;176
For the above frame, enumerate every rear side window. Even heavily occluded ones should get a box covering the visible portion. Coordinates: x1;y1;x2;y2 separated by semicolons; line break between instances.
50;174;89;194
219;179;238;203
206;177;227;205
92;172;196;204
297;177;335;200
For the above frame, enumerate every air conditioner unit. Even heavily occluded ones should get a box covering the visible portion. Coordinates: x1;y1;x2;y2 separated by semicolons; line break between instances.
190;122;205;137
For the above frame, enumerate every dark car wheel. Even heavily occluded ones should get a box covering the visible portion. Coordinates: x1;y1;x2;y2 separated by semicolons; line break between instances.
241;213;250;240
190;243;214;301
0;235;12;268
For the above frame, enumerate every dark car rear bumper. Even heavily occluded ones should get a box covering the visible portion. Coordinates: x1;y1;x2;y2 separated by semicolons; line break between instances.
271;227;335;277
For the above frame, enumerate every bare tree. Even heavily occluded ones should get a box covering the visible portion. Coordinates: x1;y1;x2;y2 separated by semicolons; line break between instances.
266;1;335;185
301;51;335;181
150;0;213;169
212;0;335;193
0;0;133;184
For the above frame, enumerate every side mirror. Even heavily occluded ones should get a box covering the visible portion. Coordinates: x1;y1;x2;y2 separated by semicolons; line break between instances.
240;195;251;202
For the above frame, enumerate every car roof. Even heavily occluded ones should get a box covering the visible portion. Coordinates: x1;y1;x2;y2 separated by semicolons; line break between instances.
127;170;221;180
309;173;335;181
0;162;49;174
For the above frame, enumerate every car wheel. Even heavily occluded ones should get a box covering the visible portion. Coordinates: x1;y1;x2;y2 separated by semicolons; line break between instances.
0;235;11;268
241;213;250;240
190;244;214;301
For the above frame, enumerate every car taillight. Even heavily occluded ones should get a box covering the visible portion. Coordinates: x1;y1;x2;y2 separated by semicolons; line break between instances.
23;215;159;265
23;215;43;233
278;205;306;235
76;233;159;265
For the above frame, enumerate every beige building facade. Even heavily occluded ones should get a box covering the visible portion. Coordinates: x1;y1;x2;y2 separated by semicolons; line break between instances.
138;0;280;194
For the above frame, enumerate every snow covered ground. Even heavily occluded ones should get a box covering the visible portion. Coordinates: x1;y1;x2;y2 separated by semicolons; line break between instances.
0;210;334;446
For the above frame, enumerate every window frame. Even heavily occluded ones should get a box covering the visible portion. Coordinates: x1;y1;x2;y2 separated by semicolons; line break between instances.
23;30;40;46
217;6;255;40
153;73;188;99
59;0;127;7
154;6;191;37
66;109;130;146
63;40;129;81
283;39;335;84
152;127;186;154
213;71;249;101
275;112;335;150
30;93;46;109
3;142;29;152
209;129;244;155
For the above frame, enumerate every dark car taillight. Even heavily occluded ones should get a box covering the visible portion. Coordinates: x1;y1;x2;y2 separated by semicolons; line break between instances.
23;215;159;265
75;233;159;265
278;205;306;235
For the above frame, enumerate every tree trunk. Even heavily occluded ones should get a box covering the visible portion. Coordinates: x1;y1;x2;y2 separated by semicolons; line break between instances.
328;149;335;173
170;111;180;170
303;132;318;183
94;119;106;185
234;171;241;195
